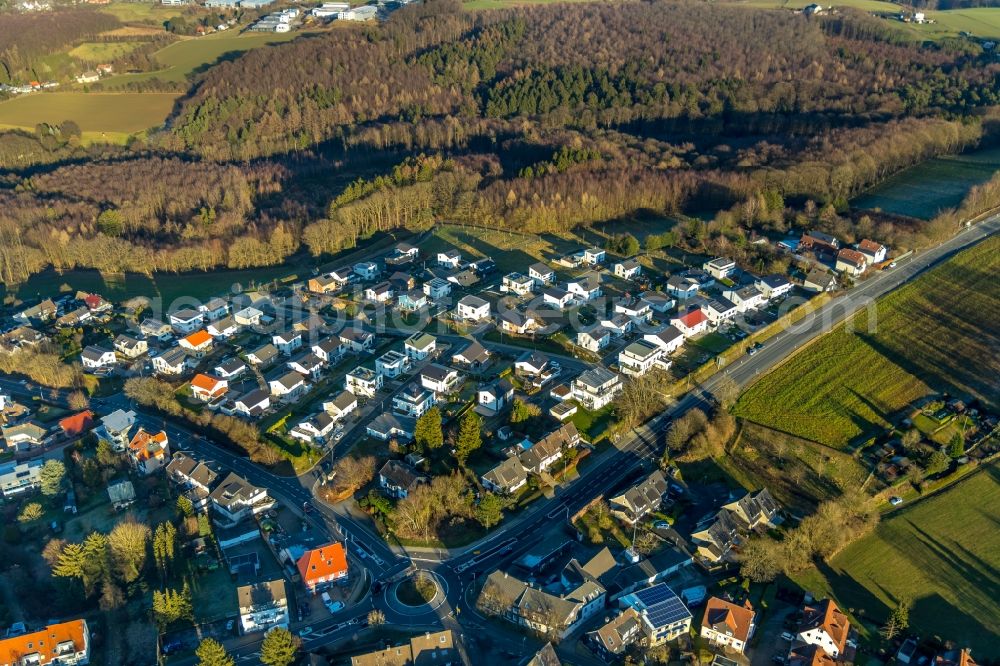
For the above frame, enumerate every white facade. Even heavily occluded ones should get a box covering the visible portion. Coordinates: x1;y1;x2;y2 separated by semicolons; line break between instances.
456;296;491;321
345;367;382;398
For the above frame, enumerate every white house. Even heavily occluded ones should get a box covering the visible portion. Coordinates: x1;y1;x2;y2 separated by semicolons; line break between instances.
456;295;491;322
600;314;634;338
233;389;271;418
577;327;611;353
311;338;343;364
81;345;117;369
700;597;756;655
339;327;375;353
287;352;324;380
857;239;887;264
153;348;190;376
618;340;670;377
404;332;436;360
835;249;868;276
353;261;379;280
375;350;409;378
207;316;240;339
666;275;700;300
272;330;303;355
613;259;642;280
796;599;850;659
289;412;336;443
198;297;229;321
542;287;574;310
755;275;793;300
114;335;148;359
482;457;528;495
643;326;685;355
437;250;462;269
269;371;308;401
364;281;394;303
702;257;737;280
190;374;229;402
214;358;247;380
247;344;279;367
615;296;652;323
500;309;538;335
571;367;623;411
169;309;204;334
584;248;606;265
478;378;514;412
640;291;675;314
423;277;452;299
567;274;602;302
345;366;382;398
701;297;738;326
140;318;174;341
501;272;535;296
234;306;264;327
528;262;555;287
722;285;766;313
238;579;288;635
515;351;551;378
366;412;416;442
420;364;462;395
322;390;358;421
669;309;709;338
392;383;436;418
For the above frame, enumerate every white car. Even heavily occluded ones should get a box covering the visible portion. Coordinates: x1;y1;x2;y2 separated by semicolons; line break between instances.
889;496;903;506
321;592;344;613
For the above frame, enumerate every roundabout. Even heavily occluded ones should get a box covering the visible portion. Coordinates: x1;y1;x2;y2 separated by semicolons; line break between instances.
384;570;450;617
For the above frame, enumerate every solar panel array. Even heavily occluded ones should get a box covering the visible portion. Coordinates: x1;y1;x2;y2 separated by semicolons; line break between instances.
633;584;692;628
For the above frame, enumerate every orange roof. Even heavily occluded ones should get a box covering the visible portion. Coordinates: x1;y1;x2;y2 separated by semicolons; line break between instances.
129;428;168;460
801;599;850;654
837;248;867;268
191;373;225;392
858;239;884;253
677;308;707;328
297;542;348;584
59;410;94;436
790;644;837;666
183;329;213;347
702;596;755;644
0;619;88;665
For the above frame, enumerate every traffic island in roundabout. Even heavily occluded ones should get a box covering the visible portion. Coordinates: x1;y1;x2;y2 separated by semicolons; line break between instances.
388;571;448;616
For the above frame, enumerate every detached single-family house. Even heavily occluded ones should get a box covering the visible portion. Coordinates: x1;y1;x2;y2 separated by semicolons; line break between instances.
345;366;382;398
571;367;623;411
323;390;358;421
153;347;190;376
615;296;652;323
234;306;264;327
190;374;229;402
755;275;793;300
207;316;239;339
198;297;229;321
722;285;766;313
857;239;887;264
423;277;452;300
114;335;147;359
366;412;416;441
803;269;837;293
308;272;344;294
272;330;303;356
515;351;551;378
81;345;117;369
248;343;280;367
169;309;204;334
589;607;643;658
666;275;701;300
353;261;379;280
392;383;436;418
701;597;756;654
311;337;343;364
0;459;43;497
437;250;462;269
502;272;535;296
269;371;308;401
364;281;394;303
529;262;556;287
375;349;409;378
420;363;462;395
289;412;336;443
378;460;427;499
601;314;634;338
452;341;491;370
799;231;841;255
584;248;606;265
619;583;693;646
238;579;288;635
640;291;675;314
478;378;514;412
703;257;737;280
500;309;539;335
836;248;868;276
179;329;214;357
95;409;136;452
482;457;529;495
234;389;271;418
644;326;685;355
397;289;428;312
618;340;669;377
609;470;668;524
797;599;850;659
670;309;709;338
543;287;574;310
287;352;324;380
614;259;642;280
1;422;48;451
140;318;173;341
577;327;611;353
387;242;420;264
456;295;491;322
339;327;375;353
567;274;602;302
13;298;57;325
702;297;738;326
210;473;272;527
297;542;349;592
404;332;436;360
214;357;247;380
127;428;170;476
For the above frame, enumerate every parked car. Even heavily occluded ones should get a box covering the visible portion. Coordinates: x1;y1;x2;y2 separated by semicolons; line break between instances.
889;496;904;506
781;631;795;641
298;626;313;638
321;592;344;613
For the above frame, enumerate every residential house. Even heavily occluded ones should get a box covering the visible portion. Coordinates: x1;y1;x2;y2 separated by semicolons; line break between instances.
0;619;90;666
835;249;868;276
797;599;850;659
589;607;643;657
643;326;684;355
614;259;643;280
378;460;427;499
605;546;693;601
423;277;451;299
703;257;737;280
577;327;611;352
366;412;416;441
722;285;765;313
618;340;670;377
269;371;308;401
350;630;455;666
287;352;324;380
95;409;136;452
456;295;491;321
57;307;91;328
789;644;839;666
722;488;781;528
857;239;887;264
346;366;382;398
609;470;668;524
519;422;580;475
482;457;529;494
397;289;428;312
364;281;394;303
393;382;436;418
619;583;693;646
702;297;739;326
81;345;117;369
571;367;623;411
669;309;709;338
666;274;701;300
353;261;379;280
481;567;605;639
389;241;420;263
755;275;793;300
234;389;271;418
700;597;756;654
169;308;204;334
272;330;303;356
420;363;462;396
542;287;574;310
404;332;436;360
935;649;977;666
615;296;653;323
375;350;409;378
502;272;535;296
452;341;491;370
584;248;606;265
469;257;496;276
198;297;229;321
601;313;635;338
190;374;229;402
322;390;358;422
234;306;264;327
311;337;343;364
179;329;214;357
297;541;349;593
640;291;675;314
153;347;190;376
500;309;539;335
207;316;239;339
567;273;602;302
307;272;344;294
248;343;280;367
213;358;247;380
1;422;47;451
799;231;841;255
0;459;42;497
691;489;780;564
13;298;57;325
289;412;336;443
166;453;221;510
58;411;94;439
803;269;837;293
478;378;514;412
238;579;288;635
339;326;375;353
209;472;272;527
113;334;147;359
127;428;170;476
437;250;462;269
529;262;556;287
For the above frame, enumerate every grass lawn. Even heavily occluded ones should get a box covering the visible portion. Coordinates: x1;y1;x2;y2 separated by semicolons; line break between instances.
733;235;1000;449
68;41;144;62
98;1;189;24
794;462;1000;657
0;92;179;138
569;403;615;444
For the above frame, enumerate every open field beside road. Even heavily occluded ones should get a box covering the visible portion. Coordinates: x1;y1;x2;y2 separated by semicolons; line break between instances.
794;462;1000;656
733;235;1000;449
0;92;180;139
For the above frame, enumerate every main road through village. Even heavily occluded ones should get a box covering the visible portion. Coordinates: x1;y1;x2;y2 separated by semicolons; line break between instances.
1;215;997;664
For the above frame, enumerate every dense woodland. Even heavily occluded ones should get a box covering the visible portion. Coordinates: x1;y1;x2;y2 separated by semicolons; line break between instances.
2;0;1000;284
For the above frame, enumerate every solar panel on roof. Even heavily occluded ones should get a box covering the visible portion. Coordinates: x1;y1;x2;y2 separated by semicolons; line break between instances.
646;597;691;628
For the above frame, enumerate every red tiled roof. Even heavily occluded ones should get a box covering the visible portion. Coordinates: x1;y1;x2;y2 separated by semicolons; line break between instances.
182;329;213;347
0;619;87;665
858;239;884;253
702;597;755;644
837;249;867;268
59;410;94;436
801;599;850;654
128;428;168;461
297;542;348;585
191;373;225;393
678;309;707;328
